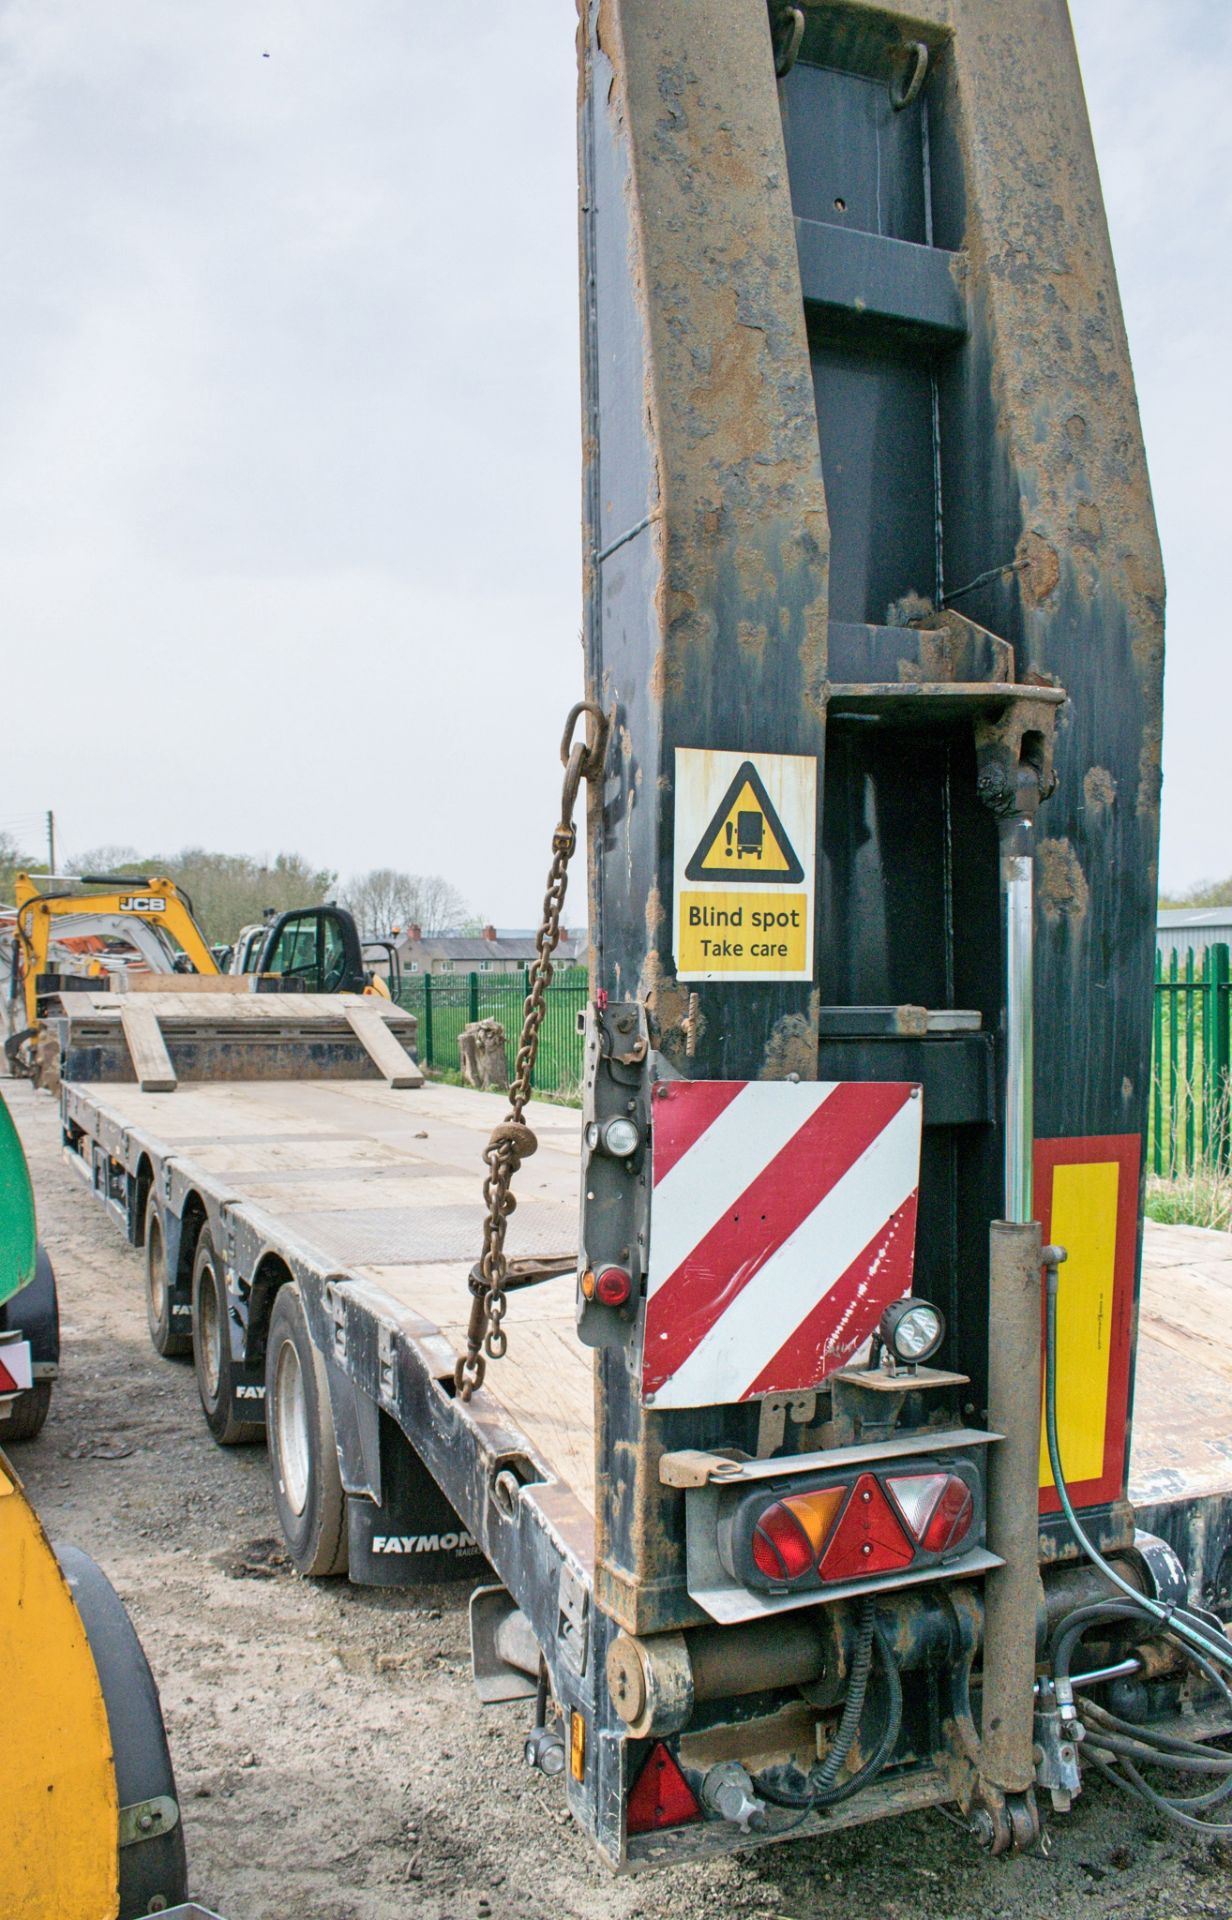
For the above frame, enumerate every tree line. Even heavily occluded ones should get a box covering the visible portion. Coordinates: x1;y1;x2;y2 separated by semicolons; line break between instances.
0;834;473;946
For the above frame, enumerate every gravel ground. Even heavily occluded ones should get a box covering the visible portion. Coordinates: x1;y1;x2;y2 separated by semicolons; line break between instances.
4;1076;1231;1920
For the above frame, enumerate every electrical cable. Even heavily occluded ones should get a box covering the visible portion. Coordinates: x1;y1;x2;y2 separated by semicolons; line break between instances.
754;1598;903;1812
1045;1256;1232;1832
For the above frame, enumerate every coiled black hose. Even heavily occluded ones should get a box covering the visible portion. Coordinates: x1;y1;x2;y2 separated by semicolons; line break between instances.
754;1596;903;1811
1045;1259;1232;1833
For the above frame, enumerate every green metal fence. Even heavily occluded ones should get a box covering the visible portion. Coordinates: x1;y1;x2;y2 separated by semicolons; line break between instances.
395;967;588;1096
393;949;1230;1153
1151;944;1232;1177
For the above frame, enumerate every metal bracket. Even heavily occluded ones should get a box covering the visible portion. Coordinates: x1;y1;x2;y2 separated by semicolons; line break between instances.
558;1560;590;1679
118;1793;180;1849
755;1391;817;1455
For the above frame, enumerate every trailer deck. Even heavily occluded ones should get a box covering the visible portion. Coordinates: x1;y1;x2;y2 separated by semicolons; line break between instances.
59;1067;1226;1539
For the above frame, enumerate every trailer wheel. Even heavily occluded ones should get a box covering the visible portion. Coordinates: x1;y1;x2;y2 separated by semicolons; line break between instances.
55;1544;189;1920
192;1229;261;1446
265;1284;348;1577
145;1191;191;1359
2;1378;52;1441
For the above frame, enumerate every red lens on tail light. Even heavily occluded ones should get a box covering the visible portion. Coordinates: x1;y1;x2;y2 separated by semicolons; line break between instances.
920;1475;975;1554
626;1741;701;1834
817;1472;914;1582
596;1267;631;1305
751;1501;816;1581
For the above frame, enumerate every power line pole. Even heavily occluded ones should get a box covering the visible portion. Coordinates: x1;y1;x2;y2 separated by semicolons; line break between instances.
46;810;55;873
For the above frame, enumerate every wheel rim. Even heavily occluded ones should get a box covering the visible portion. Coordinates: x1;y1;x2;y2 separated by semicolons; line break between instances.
147;1216;166;1322
198;1258;222;1401
274;1337;310;1517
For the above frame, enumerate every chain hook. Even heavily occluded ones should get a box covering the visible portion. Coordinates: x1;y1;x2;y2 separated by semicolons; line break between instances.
454;699;608;1401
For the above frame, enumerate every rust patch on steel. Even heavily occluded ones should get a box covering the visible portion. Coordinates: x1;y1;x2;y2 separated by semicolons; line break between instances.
762;994;822;1080
1015;530;1060;607
1036;837;1090;925
1082;765;1117;815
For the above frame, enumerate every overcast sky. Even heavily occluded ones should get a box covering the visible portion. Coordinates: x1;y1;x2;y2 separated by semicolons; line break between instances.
0;1;1226;920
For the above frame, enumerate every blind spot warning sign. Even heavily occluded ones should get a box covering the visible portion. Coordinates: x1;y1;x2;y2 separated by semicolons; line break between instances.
684;761;804;884
674;749;816;983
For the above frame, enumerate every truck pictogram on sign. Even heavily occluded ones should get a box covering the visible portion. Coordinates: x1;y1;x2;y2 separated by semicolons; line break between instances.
684;761;805;884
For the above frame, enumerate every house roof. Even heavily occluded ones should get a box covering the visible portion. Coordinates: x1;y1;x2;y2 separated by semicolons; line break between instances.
1158;907;1232;928
399;933;580;963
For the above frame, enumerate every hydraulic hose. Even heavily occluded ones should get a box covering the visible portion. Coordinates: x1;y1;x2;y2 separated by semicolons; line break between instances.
1044;1253;1232;1832
754;1598;903;1812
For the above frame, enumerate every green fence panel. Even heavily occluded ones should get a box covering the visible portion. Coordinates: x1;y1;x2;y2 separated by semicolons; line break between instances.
1149;943;1231;1181
396;967;587;1096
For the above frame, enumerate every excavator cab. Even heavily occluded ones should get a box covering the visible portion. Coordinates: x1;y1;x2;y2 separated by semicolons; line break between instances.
247;905;370;996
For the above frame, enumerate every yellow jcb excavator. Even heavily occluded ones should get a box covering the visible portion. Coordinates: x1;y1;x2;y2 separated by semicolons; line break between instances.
3;872;219;1079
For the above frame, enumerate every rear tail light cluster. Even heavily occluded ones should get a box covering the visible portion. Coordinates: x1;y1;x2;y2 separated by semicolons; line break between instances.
727;1458;981;1594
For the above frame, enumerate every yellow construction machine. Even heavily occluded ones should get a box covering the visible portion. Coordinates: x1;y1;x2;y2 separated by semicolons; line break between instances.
4;872;218;1078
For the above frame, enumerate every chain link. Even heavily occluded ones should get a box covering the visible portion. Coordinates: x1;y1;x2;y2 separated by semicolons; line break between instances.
455;702;607;1401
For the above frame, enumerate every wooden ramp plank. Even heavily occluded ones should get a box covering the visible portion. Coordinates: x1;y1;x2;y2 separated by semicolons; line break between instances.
343;1004;424;1088
119;1002;177;1093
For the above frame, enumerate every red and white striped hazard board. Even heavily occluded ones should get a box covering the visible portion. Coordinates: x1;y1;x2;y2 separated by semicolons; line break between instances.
0;1339;33;1396
643;1080;922;1409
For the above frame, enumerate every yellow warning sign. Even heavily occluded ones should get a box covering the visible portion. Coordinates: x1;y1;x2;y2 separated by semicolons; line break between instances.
677;890;809;974
685;762;804;884
674;748;816;983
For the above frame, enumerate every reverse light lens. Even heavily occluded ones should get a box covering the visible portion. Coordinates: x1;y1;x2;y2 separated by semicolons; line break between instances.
596;1266;632;1306
879;1296;945;1365
602;1116;641;1158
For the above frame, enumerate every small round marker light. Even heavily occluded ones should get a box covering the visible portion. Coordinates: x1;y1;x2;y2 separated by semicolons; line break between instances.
601;1116;641;1159
595;1267;632;1306
584;1121;601;1152
878;1297;945;1366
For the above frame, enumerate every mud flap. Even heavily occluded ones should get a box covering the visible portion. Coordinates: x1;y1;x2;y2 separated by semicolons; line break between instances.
346;1409;487;1586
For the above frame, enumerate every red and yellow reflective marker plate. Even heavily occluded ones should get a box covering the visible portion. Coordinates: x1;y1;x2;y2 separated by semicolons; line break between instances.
1034;1135;1140;1513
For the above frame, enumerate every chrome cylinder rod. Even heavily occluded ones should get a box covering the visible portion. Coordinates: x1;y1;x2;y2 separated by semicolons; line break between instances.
1002;820;1035;1223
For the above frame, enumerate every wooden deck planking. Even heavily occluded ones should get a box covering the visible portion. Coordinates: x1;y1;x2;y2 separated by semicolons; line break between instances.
65;1076;1231;1521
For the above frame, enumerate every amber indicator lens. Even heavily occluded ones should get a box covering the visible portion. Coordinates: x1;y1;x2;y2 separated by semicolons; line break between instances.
750;1485;845;1581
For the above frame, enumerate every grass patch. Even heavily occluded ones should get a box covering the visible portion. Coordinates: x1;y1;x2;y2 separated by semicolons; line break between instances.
1145;1167;1232;1233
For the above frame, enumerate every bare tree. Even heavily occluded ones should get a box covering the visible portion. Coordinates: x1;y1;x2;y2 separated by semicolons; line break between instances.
0;831;34;902
341;869;470;939
64;846;335;945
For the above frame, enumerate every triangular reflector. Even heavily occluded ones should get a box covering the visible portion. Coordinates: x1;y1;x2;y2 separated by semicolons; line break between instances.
0;1358;19;1394
885;1472;948;1542
818;1472;915;1581
626;1741;701;1834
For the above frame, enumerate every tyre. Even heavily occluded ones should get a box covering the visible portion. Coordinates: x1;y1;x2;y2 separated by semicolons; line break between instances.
265;1283;348;1577
145;1191;191;1359
55;1544;189;1919
192;1229;261;1445
2;1377;51;1441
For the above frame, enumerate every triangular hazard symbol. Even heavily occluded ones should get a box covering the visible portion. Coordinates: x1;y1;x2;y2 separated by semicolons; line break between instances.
818;1472;914;1581
626;1741;701;1833
684;760;804;884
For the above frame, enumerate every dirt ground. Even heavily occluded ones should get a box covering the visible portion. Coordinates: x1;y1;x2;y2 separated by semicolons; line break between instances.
4;1076;1231;1920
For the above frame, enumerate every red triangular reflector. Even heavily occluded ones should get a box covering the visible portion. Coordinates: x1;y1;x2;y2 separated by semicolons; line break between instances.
626;1741;701;1834
818;1472;915;1581
0;1358;19;1393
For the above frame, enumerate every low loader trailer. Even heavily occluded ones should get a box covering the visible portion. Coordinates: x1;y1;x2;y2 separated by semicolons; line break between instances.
54;0;1232;1875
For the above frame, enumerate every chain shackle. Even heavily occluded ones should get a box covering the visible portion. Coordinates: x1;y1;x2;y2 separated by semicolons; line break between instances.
454;699;608;1400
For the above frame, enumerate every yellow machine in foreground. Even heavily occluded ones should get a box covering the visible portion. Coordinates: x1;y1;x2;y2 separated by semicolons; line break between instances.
0;1094;201;1918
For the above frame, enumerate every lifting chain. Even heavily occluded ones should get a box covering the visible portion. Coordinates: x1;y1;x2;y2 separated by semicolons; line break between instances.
454;700;608;1402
